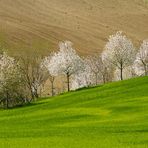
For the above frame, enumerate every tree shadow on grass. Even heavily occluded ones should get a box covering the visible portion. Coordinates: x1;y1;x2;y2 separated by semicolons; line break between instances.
6;101;46;110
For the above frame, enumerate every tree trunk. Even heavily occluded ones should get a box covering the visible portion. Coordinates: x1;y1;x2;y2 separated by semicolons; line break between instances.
144;65;148;76
67;74;70;92
49;76;55;96
5;98;8;109
103;74;106;84
120;62;123;80
5;92;9;109
120;68;123;80
34;90;39;99
31;90;35;100
33;88;38;101
141;60;147;76
95;73;98;85
51;81;54;96
28;84;34;101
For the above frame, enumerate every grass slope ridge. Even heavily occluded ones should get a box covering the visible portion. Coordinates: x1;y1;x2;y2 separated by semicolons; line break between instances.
0;76;148;148
0;0;148;56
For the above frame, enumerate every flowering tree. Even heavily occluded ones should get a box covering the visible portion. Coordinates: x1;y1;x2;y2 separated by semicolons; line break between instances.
0;52;25;108
134;40;148;76
41;54;55;96
48;41;84;91
102;31;136;80
71;59;94;90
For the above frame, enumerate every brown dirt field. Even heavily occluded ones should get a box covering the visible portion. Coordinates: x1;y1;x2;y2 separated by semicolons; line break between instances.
0;0;148;56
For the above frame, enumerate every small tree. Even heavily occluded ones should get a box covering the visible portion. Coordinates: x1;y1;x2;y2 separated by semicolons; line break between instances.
85;55;102;85
102;31;136;80
86;54;113;85
71;59;94;90
20;56;49;100
41;54;55;96
48;41;84;91
134;40;148;76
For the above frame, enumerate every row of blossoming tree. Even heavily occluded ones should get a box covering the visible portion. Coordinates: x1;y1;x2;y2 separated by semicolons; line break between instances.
0;31;148;108
42;31;148;91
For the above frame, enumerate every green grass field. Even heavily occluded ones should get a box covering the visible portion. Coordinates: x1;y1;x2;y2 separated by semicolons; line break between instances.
0;76;148;148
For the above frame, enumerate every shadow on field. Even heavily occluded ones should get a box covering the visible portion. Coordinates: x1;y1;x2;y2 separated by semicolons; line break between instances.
7;101;46;110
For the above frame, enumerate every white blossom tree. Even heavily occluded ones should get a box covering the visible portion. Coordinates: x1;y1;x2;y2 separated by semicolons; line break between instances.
71;59;94;90
41;54;56;96
134;40;148;76
102;31;136;80
48;41;84;91
0;52;25;108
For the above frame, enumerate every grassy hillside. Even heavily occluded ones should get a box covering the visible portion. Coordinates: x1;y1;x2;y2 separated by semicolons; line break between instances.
0;0;148;56
0;76;148;148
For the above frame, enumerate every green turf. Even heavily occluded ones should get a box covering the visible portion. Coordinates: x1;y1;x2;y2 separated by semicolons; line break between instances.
0;76;148;148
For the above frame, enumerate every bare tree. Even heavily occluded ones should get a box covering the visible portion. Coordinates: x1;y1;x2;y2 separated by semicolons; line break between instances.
85;54;113;85
85;55;101;85
19;56;49;100
134;40;148;76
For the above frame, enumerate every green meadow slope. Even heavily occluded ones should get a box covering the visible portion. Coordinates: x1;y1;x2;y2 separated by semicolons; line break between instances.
0;76;148;148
